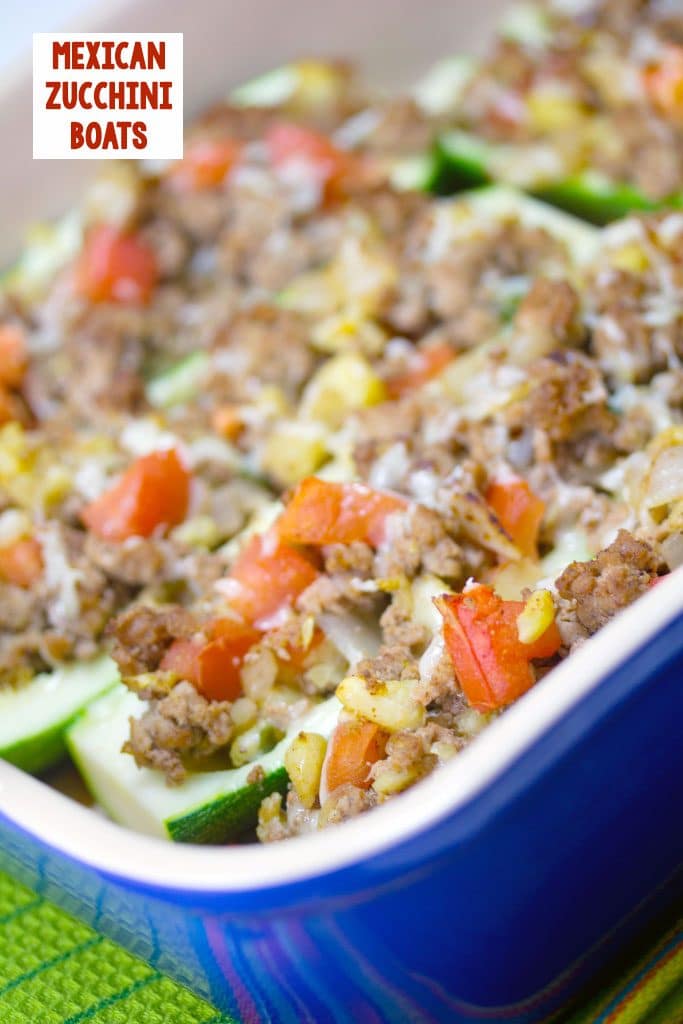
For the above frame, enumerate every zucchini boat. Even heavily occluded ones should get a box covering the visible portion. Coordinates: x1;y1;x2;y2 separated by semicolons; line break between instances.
431;131;683;224
231;59;442;194
67;686;341;843
146;352;211;409
452;185;600;266
0;656;120;774
417;2;683;221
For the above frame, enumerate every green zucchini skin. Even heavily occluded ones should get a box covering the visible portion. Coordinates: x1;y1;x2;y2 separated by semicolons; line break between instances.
532;178;683;226
431;137;490;195
67;686;341;844
146;352;211;409
166;766;289;844
2;721;71;775
0;656;121;775
389;152;442;194
431;132;683;222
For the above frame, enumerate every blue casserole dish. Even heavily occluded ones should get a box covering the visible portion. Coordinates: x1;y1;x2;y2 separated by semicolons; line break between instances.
0;570;681;1023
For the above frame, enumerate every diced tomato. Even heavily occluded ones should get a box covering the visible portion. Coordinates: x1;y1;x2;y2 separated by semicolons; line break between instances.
0;388;25;426
386;343;455;398
81;449;191;542
277;477;407;549
643;46;683;124
168;137;242;192
323;719;388;794
486;90;527;139
266;121;358;195
160;638;201;684
74;225;158;305
436;584;561;712
210;617;261;646
161;619;259;703
0;536;43;588
219;532;320;628
211;403;244;441
508;603;562;660
485;477;545;559
194;637;247;702
0;324;28;389
276;626;326;682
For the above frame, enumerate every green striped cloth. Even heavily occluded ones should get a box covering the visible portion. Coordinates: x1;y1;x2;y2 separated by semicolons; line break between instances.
0;870;680;1023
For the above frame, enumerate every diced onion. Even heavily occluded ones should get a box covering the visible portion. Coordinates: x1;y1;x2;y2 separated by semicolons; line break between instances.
318;612;381;670
645;445;683;510
661;532;683;570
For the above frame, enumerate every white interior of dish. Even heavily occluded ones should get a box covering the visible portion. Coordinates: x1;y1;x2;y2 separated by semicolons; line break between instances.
0;0;508;263
1;0;681;891
1;570;681;890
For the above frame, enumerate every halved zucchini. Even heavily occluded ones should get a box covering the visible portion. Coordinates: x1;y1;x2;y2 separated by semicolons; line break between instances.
499;2;552;48
0;656;120;774
231;64;303;108
433;130;683;224
532;174;682;226
230;59;350;114
447;184;601;265
389;153;441;194
146;352;210;409
67;687;341;843
413;55;477;117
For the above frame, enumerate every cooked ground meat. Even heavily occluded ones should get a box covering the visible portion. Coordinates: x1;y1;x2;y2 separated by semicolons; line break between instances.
323;541;375;577
84;535;171;588
360;98;439;156
413;638;457;705
296;573;379;618
109;604;198;678
591;109;683;203
351;184;427;240
514;278;584;353
26;305;150;425
0;521;145;679
588;260;683;385
0;585;46;684
356;644;418;684
584;0;682;40
380;594;430;651
123;680;233;784
353;392;464;485
555;530;660;637
369;730;437;788
383;217;570;348
0;582;39;633
211;306;317;402
256;790;320;842
139;217;191;280
318;783;376;828
506;351;613;444
374;505;465;584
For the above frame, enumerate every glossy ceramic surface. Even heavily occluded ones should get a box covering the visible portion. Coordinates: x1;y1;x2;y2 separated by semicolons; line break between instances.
1;573;682;1022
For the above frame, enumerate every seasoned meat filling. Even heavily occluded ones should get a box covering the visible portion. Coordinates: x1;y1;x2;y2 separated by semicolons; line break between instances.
124;681;234;784
556;530;660;638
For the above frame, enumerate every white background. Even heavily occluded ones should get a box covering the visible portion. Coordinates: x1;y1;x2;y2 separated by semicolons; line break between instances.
3;2;94;71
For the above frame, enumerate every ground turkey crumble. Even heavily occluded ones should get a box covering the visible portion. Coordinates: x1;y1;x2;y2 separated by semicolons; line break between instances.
555;529;661;643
